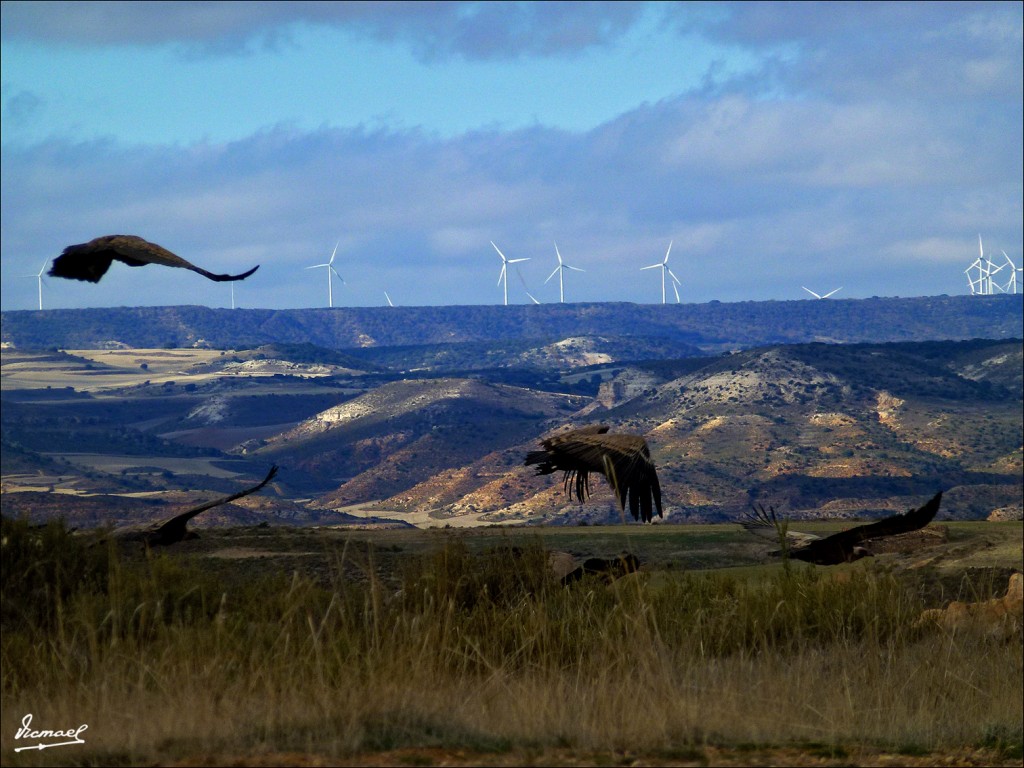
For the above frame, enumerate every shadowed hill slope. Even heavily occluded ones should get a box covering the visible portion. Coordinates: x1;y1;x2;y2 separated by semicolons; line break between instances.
3;295;1020;352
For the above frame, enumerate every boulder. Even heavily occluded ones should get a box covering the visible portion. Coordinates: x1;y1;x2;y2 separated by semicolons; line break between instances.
917;572;1023;639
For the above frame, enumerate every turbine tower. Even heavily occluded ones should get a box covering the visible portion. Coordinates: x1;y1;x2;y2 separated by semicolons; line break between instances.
640;241;681;304
306;241;344;308
965;234;985;295
966;234;1006;296
24;260;47;310
801;286;842;299
544;242;584;303
1000;251;1022;294
490;242;530;305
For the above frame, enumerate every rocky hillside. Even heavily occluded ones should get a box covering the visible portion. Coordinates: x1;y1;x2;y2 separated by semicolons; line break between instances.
252;378;588;503
353;340;1022;524
3;295;1021;352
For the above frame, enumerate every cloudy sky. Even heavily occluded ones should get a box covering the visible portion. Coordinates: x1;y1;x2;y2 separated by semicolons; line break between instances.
2;1;1021;311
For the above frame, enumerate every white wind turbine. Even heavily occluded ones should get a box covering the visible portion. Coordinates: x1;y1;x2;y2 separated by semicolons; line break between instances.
965;234;985;295
640;241;681;304
490;242;530;305
544;242;584;303
985;250;1005;294
306;241;344;307
995;256;1019;296
999;251;1022;294
24;260;48;310
801;286;842;299
965;234;1005;295
515;265;541;304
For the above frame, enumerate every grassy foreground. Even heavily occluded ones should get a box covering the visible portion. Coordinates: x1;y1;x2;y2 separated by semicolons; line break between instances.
1;518;1021;766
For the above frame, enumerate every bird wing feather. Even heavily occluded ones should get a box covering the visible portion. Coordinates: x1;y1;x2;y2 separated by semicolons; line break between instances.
808;491;943;553
50;235;259;283
740;504;821;546
526;430;662;522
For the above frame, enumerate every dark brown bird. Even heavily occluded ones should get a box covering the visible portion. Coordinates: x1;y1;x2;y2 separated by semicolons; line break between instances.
49;235;259;283
742;491;943;565
114;465;278;546
525;425;663;523
561;552;642;585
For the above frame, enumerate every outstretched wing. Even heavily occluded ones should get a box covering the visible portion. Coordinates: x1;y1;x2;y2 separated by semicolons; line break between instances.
525;428;663;522
598;434;663;523
794;491;943;564
524;425;611;503
740;503;821;547
50;235;259;283
133;465;279;546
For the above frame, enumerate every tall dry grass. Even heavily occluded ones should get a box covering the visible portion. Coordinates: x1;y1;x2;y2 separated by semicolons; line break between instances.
1;518;1021;764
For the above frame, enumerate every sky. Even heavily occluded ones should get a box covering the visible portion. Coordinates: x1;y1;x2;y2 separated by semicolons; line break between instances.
1;1;1022;311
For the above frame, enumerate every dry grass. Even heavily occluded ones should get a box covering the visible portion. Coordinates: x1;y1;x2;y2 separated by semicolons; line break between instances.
1;519;1021;766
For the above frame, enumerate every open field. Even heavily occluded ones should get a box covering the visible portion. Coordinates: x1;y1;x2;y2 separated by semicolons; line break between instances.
1;518;1020;766
1;348;354;394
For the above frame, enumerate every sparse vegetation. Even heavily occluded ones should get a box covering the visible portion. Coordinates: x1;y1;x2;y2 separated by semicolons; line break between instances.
2;518;1020;765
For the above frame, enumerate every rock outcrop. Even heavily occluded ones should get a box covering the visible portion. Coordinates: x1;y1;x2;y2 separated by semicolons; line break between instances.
917;572;1023;639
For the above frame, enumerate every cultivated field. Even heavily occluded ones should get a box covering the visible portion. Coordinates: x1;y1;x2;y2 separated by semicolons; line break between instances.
2;518;1021;766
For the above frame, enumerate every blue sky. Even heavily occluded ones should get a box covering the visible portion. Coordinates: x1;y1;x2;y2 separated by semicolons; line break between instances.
2;1;1021;310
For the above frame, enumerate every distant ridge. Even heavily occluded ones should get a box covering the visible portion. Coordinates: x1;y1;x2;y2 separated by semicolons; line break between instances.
2;295;1021;352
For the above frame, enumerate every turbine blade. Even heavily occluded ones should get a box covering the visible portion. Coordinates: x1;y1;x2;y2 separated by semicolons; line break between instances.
497;264;507;286
640;263;662;270
544;267;560;283
508;258;530;264
566;265;585;272
329;241;339;264
664;241;673;263
801;286;821;299
491;241;508;263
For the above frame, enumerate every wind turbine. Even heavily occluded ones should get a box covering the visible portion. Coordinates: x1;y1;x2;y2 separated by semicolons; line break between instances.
801;286;842;299
515;265;540;304
24;260;48;310
999;251;1022;294
985;248;1005;294
305;241;344;308
640;241;681;304
965;235;985;295
544;242;584;303
490;241;529;305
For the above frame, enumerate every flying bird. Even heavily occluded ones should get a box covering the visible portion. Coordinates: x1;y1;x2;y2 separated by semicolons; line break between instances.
113;465;278;546
741;491;943;565
561;552;642;585
525;425;663;523
49;235;259;284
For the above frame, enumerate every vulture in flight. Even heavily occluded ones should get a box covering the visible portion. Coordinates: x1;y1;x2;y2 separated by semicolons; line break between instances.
49;235;259;284
525;425;663;523
114;465;278;546
741;490;943;565
561;552;642;585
